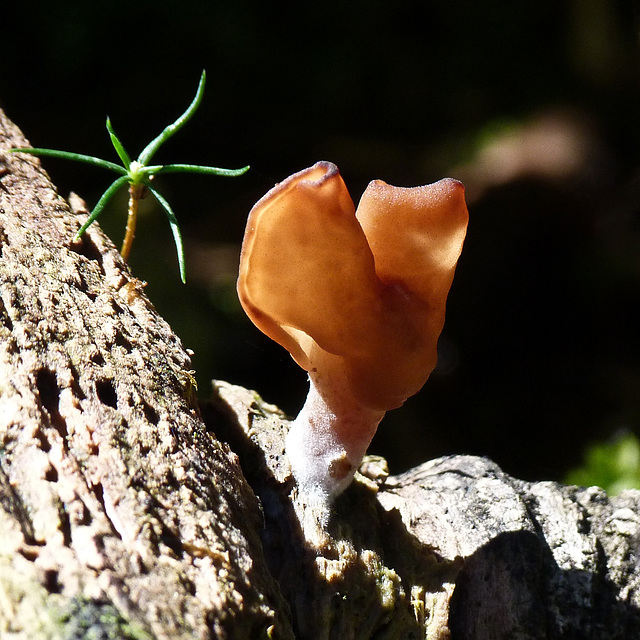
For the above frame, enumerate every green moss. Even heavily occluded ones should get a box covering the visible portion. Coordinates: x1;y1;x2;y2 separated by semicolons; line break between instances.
58;597;154;640
0;551;153;640
0;555;65;640
565;432;640;494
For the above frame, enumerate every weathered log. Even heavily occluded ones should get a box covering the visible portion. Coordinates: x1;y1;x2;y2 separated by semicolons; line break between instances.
1;107;639;639
210;381;640;640
0;108;293;640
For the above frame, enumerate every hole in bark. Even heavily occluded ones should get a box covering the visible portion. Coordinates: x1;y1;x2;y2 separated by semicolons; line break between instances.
160;528;184;558
163;468;180;489
95;378;117;409
0;296;12;331
74;268;99;302
35;367;67;439
77;501;92;526
69;364;86;401
142;400;159;425
59;508;72;546
0;223;7;257
114;330;132;352
18;547;40;562
71;230;104;268
93;535;105;552
35;429;51;453
44;465;58;483
92;482;123;541
90;352;105;366
36;368;59;412
43;569;62;594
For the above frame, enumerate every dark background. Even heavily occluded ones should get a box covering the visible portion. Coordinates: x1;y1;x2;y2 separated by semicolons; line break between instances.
3;0;640;482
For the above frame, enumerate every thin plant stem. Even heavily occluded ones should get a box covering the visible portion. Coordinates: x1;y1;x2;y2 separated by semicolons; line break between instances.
121;183;145;261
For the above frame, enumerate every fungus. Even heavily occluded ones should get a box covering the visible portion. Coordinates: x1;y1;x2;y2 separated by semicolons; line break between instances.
237;161;468;510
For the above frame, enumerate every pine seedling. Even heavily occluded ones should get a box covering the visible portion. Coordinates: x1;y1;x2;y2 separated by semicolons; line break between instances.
11;70;249;283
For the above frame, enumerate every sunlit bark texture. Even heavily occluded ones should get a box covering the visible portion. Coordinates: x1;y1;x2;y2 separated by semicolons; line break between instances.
0;108;292;640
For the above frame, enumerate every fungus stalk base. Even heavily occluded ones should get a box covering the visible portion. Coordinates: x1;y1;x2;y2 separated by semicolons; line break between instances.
285;375;384;510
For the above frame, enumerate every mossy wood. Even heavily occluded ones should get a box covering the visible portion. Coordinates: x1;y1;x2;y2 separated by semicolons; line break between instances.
1;108;639;639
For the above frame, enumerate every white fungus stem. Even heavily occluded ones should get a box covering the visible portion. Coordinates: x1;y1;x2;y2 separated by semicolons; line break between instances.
285;374;384;513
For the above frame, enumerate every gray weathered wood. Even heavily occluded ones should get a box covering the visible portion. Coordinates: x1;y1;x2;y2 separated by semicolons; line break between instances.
211;362;640;640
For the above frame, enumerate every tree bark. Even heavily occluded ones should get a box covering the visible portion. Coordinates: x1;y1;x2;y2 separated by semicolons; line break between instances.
0;109;292;640
1;108;639;640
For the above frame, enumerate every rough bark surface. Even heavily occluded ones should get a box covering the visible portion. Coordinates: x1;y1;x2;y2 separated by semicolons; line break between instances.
0;109;292;640
209;381;640;640
1;108;639;640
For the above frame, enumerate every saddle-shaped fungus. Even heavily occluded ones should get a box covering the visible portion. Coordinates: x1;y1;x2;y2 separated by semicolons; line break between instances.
238;161;468;512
